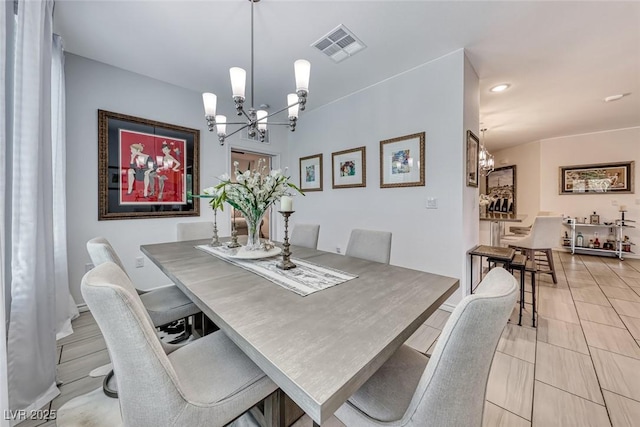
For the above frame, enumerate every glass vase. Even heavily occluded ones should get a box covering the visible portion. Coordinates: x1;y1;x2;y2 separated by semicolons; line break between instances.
244;210;267;250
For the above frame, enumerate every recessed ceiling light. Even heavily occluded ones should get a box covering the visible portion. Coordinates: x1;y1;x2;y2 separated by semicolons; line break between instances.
490;84;510;93
604;93;631;103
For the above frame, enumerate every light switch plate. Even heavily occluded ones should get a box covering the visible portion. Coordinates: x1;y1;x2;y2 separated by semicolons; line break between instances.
426;197;438;209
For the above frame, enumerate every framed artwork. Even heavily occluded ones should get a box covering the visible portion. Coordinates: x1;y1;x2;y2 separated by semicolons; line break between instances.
299;153;323;192
559;161;634;194
466;130;479;187
98;110;200;220
485;165;516;214
332;146;366;189
379;132;425;188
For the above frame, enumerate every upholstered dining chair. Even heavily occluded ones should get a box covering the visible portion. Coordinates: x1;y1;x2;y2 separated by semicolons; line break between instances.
176;221;214;241
86;237;200;329
334;267;518;427
507;216;562;284
81;262;278;427
290;223;320;249
345;229;392;264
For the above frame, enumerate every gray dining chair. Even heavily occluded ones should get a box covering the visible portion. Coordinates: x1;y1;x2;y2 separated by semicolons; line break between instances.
345;229;392;264
334;267;518;427
177;221;214;241
290;223;320;249
81;262;278;427
86;237;200;329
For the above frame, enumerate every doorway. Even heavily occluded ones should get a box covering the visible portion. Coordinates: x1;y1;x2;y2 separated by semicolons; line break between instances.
230;150;272;240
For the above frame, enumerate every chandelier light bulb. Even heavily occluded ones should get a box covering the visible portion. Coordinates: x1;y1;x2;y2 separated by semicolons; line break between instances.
215;115;227;136
256;110;268;131
202;93;217;116
287;93;299;119
229;67;247;99
294;60;311;92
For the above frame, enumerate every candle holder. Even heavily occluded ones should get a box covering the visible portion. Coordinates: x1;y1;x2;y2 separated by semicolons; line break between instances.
276;211;296;270
210;209;222;247
227;213;241;248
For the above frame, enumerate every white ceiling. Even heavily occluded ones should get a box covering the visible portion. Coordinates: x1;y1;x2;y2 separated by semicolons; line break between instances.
53;0;640;151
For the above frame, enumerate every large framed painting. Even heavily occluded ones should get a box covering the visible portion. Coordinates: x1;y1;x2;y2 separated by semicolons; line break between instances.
486;165;516;214
466;130;479;187
379;132;425;188
299;153;323;192
559;161;634;194
98;110;200;220
332;146;366;189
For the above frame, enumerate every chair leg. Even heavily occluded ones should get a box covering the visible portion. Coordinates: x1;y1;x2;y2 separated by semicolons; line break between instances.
545;249;558;284
531;269;537;327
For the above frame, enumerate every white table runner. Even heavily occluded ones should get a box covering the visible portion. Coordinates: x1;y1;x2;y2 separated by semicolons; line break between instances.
196;245;358;296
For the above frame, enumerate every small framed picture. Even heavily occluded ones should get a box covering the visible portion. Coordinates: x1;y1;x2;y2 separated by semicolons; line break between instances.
590;214;600;224
466;130;479;187
380;132;425;188
332;146;366;189
299;153;323;192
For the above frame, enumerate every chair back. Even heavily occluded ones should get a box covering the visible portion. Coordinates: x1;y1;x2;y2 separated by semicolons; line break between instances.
345;229;392;264
528;216;562;249
403;267;517;427
81;262;186;426
290;224;320;249
176;221;214;241
86;236;127;273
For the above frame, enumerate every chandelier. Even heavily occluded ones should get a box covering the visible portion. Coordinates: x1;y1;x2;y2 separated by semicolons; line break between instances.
479;128;494;176
201;0;310;145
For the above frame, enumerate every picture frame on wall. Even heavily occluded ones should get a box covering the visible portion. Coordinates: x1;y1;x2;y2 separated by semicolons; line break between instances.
98;110;200;220
379;132;425;188
299;153;323;192
559;161;635;194
332;146;366;189
485;165;516;214
466;130;479;187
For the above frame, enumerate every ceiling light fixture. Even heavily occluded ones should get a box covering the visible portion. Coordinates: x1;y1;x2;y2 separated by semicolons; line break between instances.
604;93;630;103
202;0;310;145
490;84;510;93
479;128;494;176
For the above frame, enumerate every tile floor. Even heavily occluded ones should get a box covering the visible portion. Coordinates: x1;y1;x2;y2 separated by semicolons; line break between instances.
18;251;640;427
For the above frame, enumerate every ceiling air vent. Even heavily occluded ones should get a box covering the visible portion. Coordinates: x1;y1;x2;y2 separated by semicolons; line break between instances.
241;128;270;144
312;24;366;63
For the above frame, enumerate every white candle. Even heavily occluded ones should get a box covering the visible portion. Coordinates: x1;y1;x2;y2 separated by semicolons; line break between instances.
620;205;627;212
280;196;293;212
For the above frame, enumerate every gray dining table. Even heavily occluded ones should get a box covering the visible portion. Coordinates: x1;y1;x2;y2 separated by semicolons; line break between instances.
141;239;459;426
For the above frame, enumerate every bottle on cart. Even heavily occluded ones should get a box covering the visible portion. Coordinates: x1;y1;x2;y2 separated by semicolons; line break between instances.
588;239;595;249
594;236;600;249
576;232;584;247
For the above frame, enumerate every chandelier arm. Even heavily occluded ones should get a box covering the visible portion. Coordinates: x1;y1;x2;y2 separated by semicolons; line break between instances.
263;101;301;120
265;122;295;126
222;124;251;140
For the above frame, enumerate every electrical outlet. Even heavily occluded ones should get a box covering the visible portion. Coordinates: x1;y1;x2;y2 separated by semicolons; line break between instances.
336;247;341;254
85;263;94;273
426;197;438;209
135;257;145;268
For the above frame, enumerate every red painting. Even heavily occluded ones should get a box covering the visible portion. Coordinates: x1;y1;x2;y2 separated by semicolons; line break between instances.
119;129;187;205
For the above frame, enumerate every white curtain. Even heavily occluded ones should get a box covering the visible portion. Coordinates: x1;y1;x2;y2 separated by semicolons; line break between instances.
6;0;77;416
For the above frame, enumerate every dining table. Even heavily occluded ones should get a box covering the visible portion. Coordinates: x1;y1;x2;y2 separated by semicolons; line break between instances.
141;239;459;426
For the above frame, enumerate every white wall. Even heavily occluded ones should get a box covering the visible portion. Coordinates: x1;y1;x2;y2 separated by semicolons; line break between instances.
65;54;288;303
288;49;478;305
540;127;640;254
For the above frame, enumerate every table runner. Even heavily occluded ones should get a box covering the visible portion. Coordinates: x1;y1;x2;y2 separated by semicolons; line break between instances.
196;245;358;296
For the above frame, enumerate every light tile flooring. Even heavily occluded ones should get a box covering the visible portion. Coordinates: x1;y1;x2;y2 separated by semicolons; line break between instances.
19;251;640;427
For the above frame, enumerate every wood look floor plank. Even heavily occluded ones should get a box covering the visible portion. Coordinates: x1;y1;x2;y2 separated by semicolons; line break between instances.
486;351;534;420
56;322;102;346
590;347;640;402
609;299;640;319
532;381;610;427
14;403;51;427
483;401;530;427
537;317;589;354
497;324;536;363
537;299;580;325
581;320;640;359
423;309;450;330
602;390;640;427
56;348;110;385
600;286;640;303
60;335;107;364
595;275;632;289
574;301;626;328
537;287;574;306
404;324;440;354
570;287;611;307
70;311;98;329
50;375;104;411
291;414;345;427
534;341;604;404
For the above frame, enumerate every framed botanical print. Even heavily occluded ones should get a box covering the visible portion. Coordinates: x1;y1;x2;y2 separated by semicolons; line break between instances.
379;132;425;188
485;165;516;214
466;130;479;187
332;146;366;189
299;153;323;192
98;110;200;220
559;161;634;194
